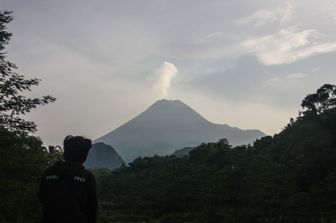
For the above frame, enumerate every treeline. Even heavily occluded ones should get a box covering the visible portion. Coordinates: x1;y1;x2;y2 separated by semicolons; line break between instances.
96;84;336;223
0;129;53;222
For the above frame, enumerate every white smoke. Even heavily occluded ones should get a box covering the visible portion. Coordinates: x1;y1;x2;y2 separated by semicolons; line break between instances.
154;61;178;98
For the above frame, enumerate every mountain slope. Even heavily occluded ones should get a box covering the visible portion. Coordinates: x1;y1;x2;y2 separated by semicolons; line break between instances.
95;99;265;162
84;143;124;169
172;147;194;156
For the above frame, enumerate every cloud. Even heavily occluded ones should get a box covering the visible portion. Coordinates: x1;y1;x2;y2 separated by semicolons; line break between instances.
241;27;336;65
153;61;178;98
199;32;226;43
5;0;336;146
236;2;293;26
265;72;308;84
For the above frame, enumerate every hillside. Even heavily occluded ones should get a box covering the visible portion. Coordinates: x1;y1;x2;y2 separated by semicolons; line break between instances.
172;147;194;156
96;99;265;162
84;143;124;169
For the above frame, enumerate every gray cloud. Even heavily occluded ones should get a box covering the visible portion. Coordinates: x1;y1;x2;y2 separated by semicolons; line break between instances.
241;27;336;65
1;0;336;145
236;2;293;27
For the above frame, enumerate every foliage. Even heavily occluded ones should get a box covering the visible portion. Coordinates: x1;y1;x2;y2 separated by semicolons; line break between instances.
0;127;51;223
301;84;336;116
0;10;55;134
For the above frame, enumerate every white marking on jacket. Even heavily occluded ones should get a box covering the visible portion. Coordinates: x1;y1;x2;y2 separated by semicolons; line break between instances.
45;175;59;180
73;176;86;183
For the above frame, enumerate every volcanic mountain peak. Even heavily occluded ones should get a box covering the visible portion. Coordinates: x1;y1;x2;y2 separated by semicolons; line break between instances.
148;99;191;110
135;99;210;125
95;99;266;162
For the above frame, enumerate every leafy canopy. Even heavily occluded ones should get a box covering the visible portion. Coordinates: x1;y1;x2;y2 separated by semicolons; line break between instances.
301;84;336;115
0;10;55;133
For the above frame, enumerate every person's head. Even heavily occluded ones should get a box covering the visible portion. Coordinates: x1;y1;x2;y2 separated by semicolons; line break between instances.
63;135;92;163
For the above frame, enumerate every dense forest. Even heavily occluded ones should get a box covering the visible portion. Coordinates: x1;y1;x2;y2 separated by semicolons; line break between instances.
1;9;336;223
95;84;336;223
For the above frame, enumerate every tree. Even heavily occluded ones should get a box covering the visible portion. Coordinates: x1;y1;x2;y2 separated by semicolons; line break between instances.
0;10;55;134
0;127;50;222
0;10;56;222
301;84;336;116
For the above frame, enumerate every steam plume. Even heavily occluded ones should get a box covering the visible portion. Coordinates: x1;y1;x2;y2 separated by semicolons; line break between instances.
154;61;178;98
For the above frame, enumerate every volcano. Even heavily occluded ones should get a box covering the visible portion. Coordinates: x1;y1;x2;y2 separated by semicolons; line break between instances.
95;99;266;163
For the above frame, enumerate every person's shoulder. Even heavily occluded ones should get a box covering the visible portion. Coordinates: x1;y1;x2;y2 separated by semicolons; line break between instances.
83;169;95;180
82;169;96;188
41;162;59;176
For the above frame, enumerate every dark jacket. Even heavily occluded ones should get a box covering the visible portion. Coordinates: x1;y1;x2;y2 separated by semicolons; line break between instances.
38;160;97;223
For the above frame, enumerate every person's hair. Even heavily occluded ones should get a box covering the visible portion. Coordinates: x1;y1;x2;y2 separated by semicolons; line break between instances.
63;135;92;163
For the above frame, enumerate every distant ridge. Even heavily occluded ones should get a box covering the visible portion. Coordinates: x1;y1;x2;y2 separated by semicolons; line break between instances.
84;143;124;169
96;99;266;162
172;147;194;156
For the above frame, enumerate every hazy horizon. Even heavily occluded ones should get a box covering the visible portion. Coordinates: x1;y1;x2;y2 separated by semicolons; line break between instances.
1;0;336;146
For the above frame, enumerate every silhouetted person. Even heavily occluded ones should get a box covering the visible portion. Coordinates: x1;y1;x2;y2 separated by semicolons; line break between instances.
39;136;97;223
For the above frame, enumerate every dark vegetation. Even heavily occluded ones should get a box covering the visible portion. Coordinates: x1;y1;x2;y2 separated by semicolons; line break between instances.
96;84;336;223
1;9;336;223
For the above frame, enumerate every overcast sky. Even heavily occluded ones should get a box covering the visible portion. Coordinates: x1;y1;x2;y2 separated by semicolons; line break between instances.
1;0;336;146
